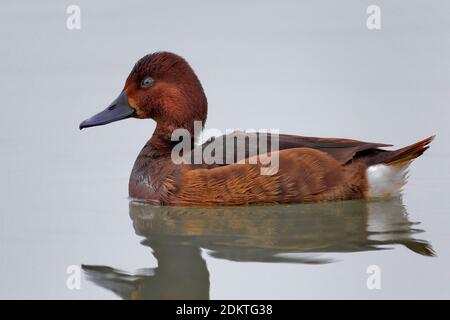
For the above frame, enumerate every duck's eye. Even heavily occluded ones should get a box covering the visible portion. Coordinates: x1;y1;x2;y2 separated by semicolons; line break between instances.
140;77;154;88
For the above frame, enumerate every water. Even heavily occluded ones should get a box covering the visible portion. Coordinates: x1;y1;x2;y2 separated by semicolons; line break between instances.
83;199;434;300
0;0;449;299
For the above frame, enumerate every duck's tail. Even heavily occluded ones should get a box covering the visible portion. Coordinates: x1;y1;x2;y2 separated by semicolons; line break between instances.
366;136;435;198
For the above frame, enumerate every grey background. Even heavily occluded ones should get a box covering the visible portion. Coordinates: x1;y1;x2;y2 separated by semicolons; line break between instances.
0;0;449;298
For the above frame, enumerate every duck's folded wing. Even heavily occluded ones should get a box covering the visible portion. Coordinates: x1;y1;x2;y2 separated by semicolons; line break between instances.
171;148;367;205
197;132;391;166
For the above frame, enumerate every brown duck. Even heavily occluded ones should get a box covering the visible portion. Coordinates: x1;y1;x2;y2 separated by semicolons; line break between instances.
80;52;434;206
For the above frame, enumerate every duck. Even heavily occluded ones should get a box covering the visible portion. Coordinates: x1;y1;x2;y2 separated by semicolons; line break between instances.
80;51;434;206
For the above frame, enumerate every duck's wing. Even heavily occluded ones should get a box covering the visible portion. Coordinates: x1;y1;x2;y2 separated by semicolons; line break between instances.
197;131;392;166
170;147;367;205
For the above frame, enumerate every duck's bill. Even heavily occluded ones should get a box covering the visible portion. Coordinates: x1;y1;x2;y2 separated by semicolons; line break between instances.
79;91;135;130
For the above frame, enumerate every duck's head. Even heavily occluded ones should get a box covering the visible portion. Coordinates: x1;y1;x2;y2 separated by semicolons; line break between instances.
80;52;207;136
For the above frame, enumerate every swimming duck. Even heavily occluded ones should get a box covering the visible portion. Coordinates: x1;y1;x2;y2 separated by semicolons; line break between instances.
80;52;434;206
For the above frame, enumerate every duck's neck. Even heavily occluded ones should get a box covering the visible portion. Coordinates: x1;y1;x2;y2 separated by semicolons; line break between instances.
143;122;199;159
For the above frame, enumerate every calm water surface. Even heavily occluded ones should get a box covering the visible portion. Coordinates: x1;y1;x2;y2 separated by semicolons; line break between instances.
84;199;435;299
0;1;449;299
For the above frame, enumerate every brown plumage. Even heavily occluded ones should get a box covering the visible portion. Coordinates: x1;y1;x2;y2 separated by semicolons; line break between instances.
80;52;434;206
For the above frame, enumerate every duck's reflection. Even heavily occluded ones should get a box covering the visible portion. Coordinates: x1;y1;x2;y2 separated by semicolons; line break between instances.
83;198;434;299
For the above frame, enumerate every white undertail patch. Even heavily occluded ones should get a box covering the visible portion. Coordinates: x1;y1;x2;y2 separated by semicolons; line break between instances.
366;163;411;198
